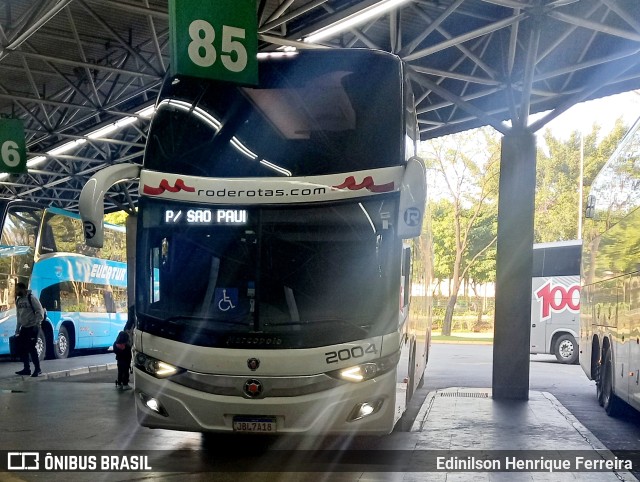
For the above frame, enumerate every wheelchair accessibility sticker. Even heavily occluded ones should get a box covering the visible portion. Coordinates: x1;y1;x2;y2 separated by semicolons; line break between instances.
215;288;238;312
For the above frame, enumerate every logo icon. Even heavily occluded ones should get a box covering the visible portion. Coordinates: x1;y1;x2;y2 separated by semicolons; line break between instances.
143;178;195;196
214;288;238;312
535;280;580;320
83;221;96;239
333;176;394;193
243;379;263;398
247;358;260;371
7;452;39;470
404;207;421;227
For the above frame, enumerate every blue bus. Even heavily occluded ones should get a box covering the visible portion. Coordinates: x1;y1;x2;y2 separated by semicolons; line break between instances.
0;201;127;359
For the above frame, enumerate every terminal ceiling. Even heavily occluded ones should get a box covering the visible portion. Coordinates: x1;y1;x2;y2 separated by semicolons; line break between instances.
0;0;639;212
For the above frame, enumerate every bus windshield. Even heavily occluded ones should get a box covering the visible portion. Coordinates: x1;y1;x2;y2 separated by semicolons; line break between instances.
0;204;41;312
137;197;401;348
143;51;404;178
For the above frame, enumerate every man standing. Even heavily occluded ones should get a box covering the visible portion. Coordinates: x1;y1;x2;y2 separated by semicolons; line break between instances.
14;282;45;377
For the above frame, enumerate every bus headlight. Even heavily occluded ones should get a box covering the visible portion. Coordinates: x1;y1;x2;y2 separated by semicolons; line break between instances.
135;352;184;379
327;351;400;383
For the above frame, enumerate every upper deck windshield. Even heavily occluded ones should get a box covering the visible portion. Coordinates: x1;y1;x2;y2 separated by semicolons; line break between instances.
137;197;401;349
143;51;404;178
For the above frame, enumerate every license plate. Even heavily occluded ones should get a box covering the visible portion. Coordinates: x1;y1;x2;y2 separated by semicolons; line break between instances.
232;416;277;433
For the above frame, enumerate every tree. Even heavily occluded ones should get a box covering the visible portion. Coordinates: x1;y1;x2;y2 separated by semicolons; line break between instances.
420;127;500;335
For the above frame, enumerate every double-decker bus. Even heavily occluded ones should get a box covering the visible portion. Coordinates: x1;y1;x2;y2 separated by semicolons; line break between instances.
580;116;640;416
80;49;432;434
0;202;127;360
530;240;581;364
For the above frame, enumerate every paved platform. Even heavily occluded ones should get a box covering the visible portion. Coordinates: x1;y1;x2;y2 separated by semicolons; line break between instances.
409;387;638;480
0;352;115;380
0;355;637;481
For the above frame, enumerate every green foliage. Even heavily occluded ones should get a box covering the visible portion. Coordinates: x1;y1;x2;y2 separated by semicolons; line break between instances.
420;127;500;286
421;119;630;334
105;211;128;226
420;127;500;335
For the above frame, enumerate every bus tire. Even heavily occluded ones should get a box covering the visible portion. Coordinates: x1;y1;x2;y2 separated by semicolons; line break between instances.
554;334;578;364
601;349;622;417
595;360;604;407
54;326;71;359
406;346;415;406
35;327;47;361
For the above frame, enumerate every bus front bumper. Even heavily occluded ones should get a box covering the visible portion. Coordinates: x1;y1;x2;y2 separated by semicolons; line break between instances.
134;367;399;435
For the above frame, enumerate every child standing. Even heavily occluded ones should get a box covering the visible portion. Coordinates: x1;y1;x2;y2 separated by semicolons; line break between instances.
113;330;132;390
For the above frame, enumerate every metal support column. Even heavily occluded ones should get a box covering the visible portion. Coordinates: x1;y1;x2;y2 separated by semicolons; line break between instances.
492;129;536;400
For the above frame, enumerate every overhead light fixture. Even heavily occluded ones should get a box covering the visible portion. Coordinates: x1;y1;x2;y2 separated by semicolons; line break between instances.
47;138;87;156
257;47;298;59
303;0;411;44
26;156;47;168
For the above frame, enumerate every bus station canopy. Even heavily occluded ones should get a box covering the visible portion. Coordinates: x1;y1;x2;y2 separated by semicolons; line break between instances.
0;0;639;212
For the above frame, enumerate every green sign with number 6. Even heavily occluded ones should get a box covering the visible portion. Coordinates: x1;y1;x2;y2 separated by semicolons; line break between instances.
169;0;257;85
0;118;27;174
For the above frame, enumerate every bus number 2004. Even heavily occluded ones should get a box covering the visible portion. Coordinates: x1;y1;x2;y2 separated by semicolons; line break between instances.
325;344;378;364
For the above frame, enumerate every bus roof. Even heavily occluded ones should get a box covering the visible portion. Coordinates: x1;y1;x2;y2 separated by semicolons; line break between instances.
533;240;582;249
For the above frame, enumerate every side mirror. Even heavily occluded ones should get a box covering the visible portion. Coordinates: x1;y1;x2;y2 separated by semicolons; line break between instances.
79;164;141;247
397;157;426;239
585;194;596;219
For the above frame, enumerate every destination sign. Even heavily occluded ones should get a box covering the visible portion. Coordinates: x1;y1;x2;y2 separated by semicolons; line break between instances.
164;208;247;225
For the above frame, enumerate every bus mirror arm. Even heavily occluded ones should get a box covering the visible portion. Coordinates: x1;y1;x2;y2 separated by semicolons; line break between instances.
79;163;141;248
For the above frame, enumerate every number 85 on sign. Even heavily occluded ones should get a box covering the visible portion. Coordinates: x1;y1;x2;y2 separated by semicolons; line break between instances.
169;0;258;85
0;118;27;174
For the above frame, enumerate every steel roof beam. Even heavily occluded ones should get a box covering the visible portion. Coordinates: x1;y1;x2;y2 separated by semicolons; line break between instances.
549;10;640;42
399;0;464;57
404;12;526;62
144;0;166;72
77;0;163;77
13;51;161;80
66;7;102;107
410;70;510;135
0;0;75;62
411;66;502;86
259;0;331;34
84;0;167;20
403;3;499;79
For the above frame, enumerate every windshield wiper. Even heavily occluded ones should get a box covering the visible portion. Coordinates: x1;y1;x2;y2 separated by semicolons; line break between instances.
264;319;370;335
141;313;248;327
165;316;248;326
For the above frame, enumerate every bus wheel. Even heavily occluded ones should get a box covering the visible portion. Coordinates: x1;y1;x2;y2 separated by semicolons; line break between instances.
55;326;71;359
35;328;47;361
554;334;578;364
601;349;622;417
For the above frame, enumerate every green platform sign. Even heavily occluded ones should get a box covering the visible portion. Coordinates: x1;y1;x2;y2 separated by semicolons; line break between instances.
169;0;258;85
0;118;27;174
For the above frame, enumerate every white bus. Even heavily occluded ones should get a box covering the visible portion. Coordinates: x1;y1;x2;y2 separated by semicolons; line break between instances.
530;240;581;364
580;116;640;416
80;49;433;435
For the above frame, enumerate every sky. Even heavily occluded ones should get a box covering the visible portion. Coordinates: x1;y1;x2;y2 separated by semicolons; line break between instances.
536;89;640;140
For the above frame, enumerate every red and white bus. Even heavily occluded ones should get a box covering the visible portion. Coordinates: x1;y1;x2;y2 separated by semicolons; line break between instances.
530;240;581;364
80;49;433;435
